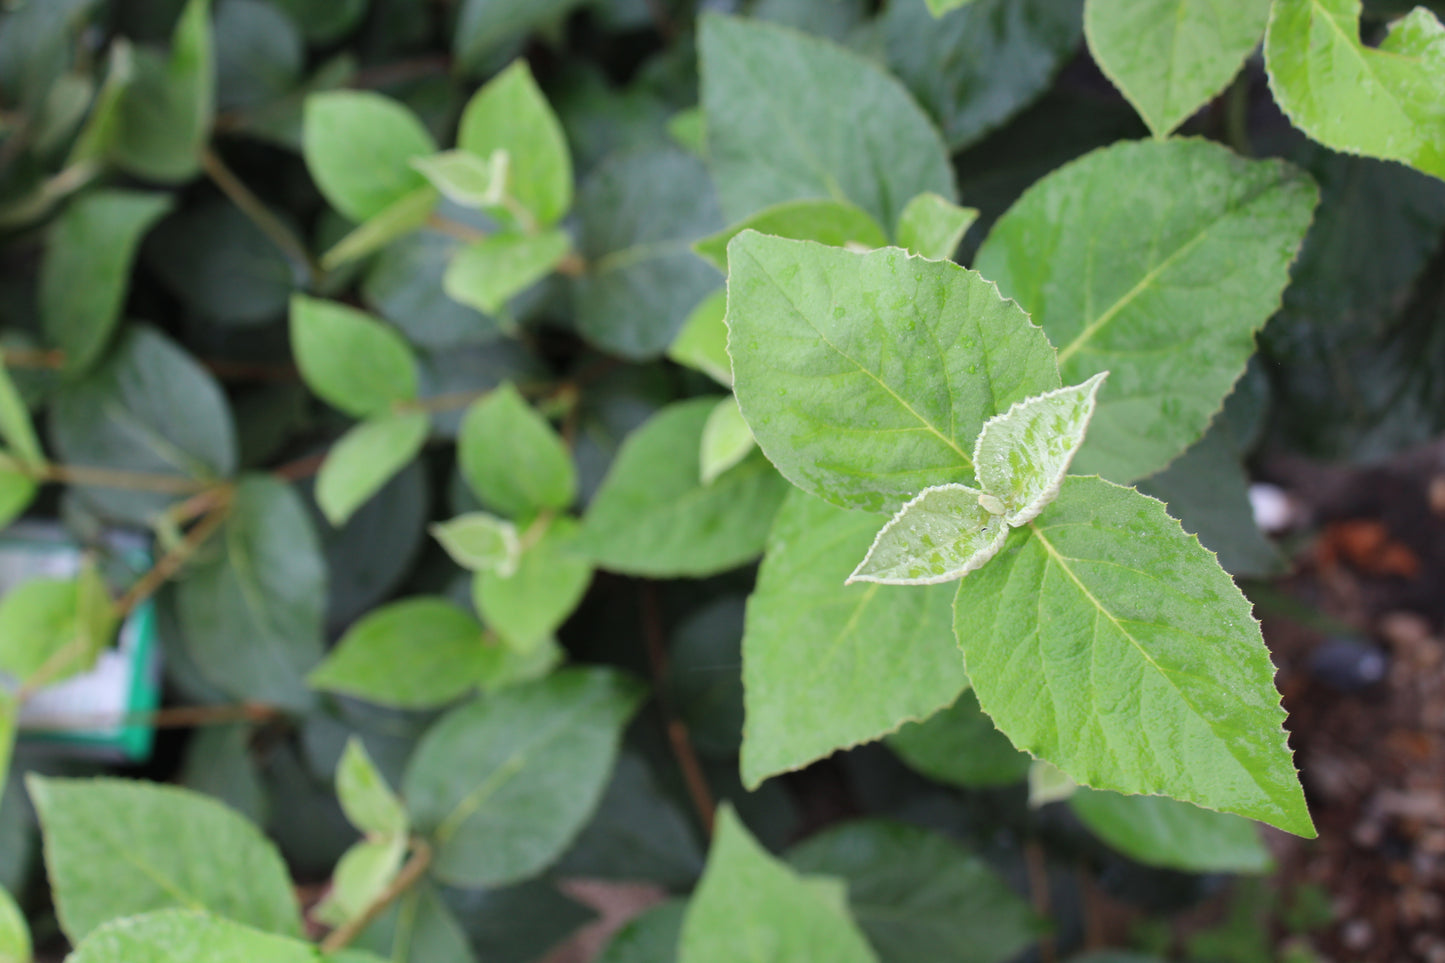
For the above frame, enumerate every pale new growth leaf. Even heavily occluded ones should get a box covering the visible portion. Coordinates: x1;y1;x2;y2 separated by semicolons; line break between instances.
848;485;1008;586
699;395;755;485
431;512;521;576
974;371;1108;526
410;149;508;209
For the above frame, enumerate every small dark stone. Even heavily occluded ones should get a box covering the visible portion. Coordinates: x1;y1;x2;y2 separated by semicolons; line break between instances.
1308;637;1389;691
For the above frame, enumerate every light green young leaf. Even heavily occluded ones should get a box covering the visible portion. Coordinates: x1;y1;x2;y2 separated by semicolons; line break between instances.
411;149;509;209
473;517;592;653
175;475;324;710
1086;0;1269;138
974;372;1108;526
1070;788;1272;873
458;383;576;519
0;883;28;963
926;0;979;12
894;192;978;260
68;38;134;166
954;476;1313;836
0;693;14;804
335;738;408;839
308;597;490;710
40;190;173;375
848;485;1008;586
0;576;109;687
457;60;573;228
700;395;755;485
700;14;954;228
319;186;439;271
668;289;731;386
303;91;437;222
431;513;521;576
1027;761;1078;807
679;805;878;963
974;139;1317;483
1265;0;1445;181
886;688;1032;789
444;229;571;315
109;0;214;182
403;667;645;888
787;820;1042;963
0;352;39;463
669;106;706;155
579;399;789;577
316;411;430;526
27;777;303;943
741;489;967;788
0;467;34;532
290;295;418;418
727;233;1059;513
313;837;406;927
691;199;888;272
66;910;315;963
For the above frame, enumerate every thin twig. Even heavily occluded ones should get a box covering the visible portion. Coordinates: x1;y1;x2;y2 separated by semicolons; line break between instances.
114;496;234;617
1025;841;1057;963
16;459;212;495
639;582;716;836
271;452;328;484
201;147;321;285
0;347;65;369
349;55;452;90
318;838;434;953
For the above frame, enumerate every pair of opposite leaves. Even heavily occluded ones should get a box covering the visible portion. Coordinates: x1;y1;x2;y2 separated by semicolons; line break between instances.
848;371;1107;585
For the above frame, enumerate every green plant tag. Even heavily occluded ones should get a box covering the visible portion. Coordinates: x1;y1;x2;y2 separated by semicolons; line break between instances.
1265;0;1445;181
431;512;521;575
668;289;731;386
66;910;314;963
458;383;575;519
457;60;573;229
0;884;28;963
403;667;645;888
472;518;592;653
1070;788;1272;873
335;738;408;839
726;233;1059;513
27;777;303;943
679;805;878;963
1085;0;1270;138
316;410;430;526
290;295;418;418
691;199;888;272
308;597;490;710
699;395;755;485
303;91;437;223
894;192;978;260
411;149;509;209
444;228;571;315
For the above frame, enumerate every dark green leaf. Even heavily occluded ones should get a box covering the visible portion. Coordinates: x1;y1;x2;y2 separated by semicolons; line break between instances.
886;688;1032;788
109;0;214;182
597;900;685;963
362;231;503;349
214;0;303;111
1070;788;1272;873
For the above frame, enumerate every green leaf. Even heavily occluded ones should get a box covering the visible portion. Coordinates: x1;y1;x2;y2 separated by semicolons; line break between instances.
848;484;1008;586
49;326;236;525
679;805;878;963
894;193;979;260
431;513;521;575
974;138;1317;483
0;884;28;963
692;200;888;273
308;597;490;710
597;900;685;963
68;40;137;166
473;517;592;652
1085;0;1270;138
313;837;406;926
316;411;430;526
27;777;303;943
0;367;40;469
175;476;324;710
444;229;571;315
40;189;172;374
886;688;1032;788
403;667;645;888
667;290;731;387
699;14;954;228
457;383;576;519
457;60;574;228
453;0;589;75
953;475;1313;836
699;395;755;485
303;91;437;222
411;150;508;209
353;883;476;963
271;0;367;43
0;468;34;532
926;0;980;12
66;910;315;963
214;0;303;111
0;572;113;688
881;0;1085;151
320;186;439;271
363;232;503;349
579;399;790;577
1069;788;1272;873
1265;0;1445;181
109;0;214;182
335;738;409;839
741;489;967;788
290;295;419;418
726;233;1059;513
573;147;723;359
787;820;1041;963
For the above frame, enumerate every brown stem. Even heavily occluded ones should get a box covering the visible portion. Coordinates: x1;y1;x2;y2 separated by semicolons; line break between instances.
1025;842;1057;963
318;838;434;953
201;147;321;285
199;357;300;382
271;452;328;483
22;460;212;495
114;496;234;618
1;347;65;369
349;55;452;90
640;582;716;836
20;701;280;733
